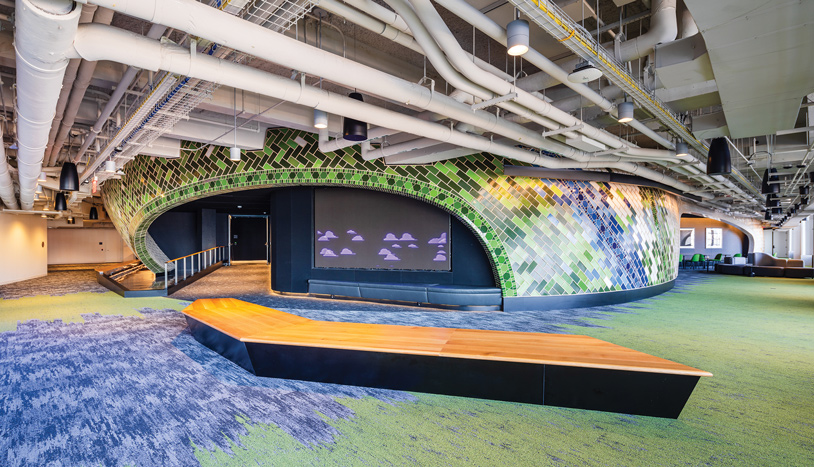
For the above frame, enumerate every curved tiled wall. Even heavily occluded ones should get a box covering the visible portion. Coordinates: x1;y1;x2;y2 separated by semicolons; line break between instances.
102;129;679;300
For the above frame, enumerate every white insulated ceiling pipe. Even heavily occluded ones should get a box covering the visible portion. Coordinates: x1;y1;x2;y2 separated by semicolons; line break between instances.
381;0;570;137
14;0;81;210
318;127;399;153
76;0;611;163
319;0;515;82
44;2;96;167
616;0;678;62
0;127;19;209
47;6;114;166
71;23;168;165
435;0;614;113
68;23;711;198
386;145;477;165
406;0;645;155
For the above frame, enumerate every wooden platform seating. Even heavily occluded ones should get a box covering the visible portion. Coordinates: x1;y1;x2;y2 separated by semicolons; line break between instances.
182;298;712;418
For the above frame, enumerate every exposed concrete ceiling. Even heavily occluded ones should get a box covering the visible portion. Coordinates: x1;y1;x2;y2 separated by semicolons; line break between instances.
685;0;814;139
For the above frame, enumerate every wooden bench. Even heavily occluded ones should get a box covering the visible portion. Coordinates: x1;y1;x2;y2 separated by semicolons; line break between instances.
182;298;712;418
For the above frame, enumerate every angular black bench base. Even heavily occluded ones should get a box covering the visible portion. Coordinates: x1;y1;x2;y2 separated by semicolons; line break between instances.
186;316;700;418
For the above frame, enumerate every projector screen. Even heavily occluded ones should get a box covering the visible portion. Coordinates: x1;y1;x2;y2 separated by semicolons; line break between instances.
314;188;451;271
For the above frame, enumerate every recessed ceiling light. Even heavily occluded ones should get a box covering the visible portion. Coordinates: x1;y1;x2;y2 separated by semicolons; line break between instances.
237;205;242;209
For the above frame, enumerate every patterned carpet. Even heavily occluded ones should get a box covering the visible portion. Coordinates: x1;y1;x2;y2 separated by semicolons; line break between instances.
0;270;108;300
1;266;812;466
172;263;712;332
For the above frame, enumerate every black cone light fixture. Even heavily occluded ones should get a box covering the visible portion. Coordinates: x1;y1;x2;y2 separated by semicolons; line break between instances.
89;206;99;220
761;168;779;195
800;186;810;196
59;162;79;191
706;138;731;175
342;92;368;141
764;211;772;221
54;192;67;211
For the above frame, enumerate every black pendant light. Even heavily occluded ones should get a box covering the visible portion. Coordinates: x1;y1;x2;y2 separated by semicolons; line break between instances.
706;137;731;175
772;207;782;215
765;198;780;208
342;92;368;141
59;162;80;191
764;211;772;221
54;192;67;211
800;186;810;196
761;168;779;195
89;206;99;220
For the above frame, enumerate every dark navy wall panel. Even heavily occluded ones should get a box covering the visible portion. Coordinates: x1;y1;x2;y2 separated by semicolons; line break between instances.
270;187;495;293
148;211;199;260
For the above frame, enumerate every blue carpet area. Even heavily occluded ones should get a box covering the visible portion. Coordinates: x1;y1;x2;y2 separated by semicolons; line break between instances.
0;308;413;467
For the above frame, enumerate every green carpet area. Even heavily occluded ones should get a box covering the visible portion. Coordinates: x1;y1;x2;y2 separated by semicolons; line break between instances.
194;274;814;466
0;291;186;332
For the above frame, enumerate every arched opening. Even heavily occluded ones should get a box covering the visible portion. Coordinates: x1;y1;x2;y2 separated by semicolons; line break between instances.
147;186;497;298
679;214;752;259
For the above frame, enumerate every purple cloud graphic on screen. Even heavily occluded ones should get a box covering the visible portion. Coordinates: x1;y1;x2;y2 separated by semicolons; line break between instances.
384;254;400;261
378;248;392;256
340;248;355;255
347;230;357;235
437;250;446;255
317;231;323;235
318;230;339;242
351;235;364;241
391;244;402;249
428;233;447;244
319;248;337;257
408;244;418;249
383;233;399;241
399;233;416;241
433;254;446;261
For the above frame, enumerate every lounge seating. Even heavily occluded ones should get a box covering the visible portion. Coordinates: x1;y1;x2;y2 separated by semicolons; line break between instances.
748;253;787;277
785;259;814;278
307;279;503;309
714;252;814;278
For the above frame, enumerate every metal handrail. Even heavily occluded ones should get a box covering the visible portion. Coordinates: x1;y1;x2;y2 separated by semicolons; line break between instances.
164;245;227;290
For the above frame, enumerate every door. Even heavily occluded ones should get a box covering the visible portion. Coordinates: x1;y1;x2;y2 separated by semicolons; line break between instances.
773;230;789;258
230;216;268;261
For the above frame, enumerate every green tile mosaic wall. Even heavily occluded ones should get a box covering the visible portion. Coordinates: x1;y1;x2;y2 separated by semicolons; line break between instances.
102;128;679;298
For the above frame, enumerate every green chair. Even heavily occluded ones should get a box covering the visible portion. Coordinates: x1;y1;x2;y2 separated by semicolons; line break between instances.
689;253;704;269
706;253;724;271
679;253;685;269
734;253;742;258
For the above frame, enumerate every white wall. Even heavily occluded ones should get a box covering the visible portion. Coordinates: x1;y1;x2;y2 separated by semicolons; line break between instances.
47;228;133;264
0;213;48;285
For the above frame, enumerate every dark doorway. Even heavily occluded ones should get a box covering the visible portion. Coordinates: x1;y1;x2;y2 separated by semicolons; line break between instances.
230;215;268;261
